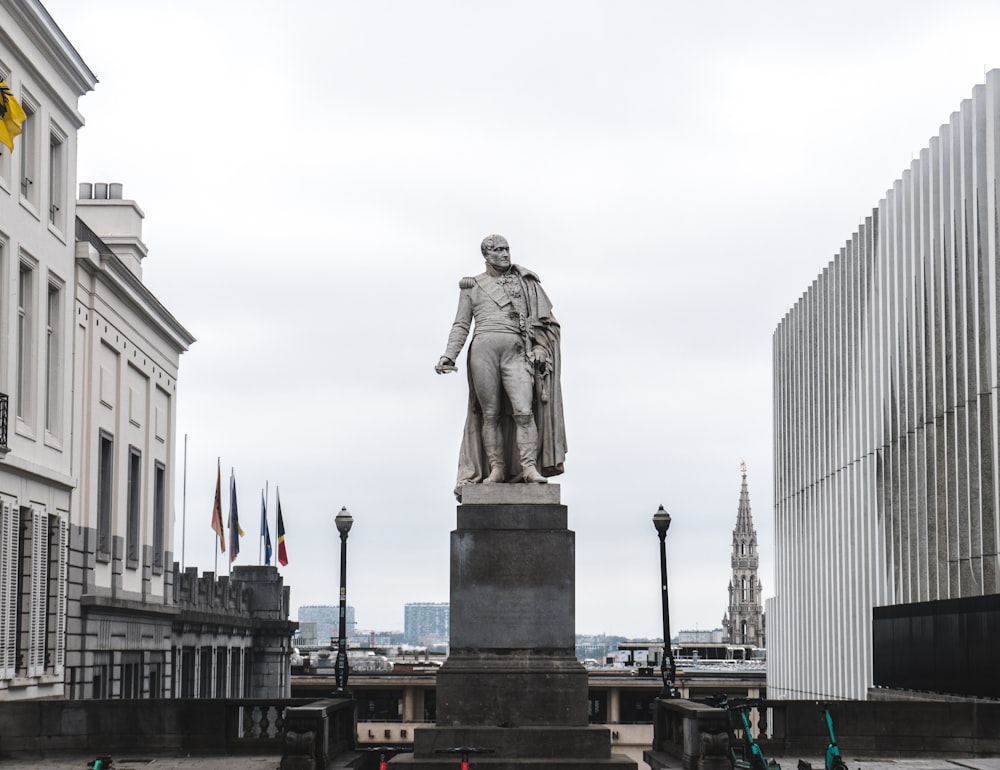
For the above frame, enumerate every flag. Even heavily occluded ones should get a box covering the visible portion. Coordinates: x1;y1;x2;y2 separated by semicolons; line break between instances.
228;470;245;563
0;80;27;152
261;489;272;566
211;460;225;553
276;488;288;566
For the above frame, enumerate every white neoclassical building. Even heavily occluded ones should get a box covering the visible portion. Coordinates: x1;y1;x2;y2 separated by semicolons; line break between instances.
68;183;196;698
769;71;1000;700
2;1;299;703
0;0;96;700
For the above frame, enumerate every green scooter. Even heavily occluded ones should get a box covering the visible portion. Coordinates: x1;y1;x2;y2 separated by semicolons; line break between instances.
797;704;848;770
714;696;781;770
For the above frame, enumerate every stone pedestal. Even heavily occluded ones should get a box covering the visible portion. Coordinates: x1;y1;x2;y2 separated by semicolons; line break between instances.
397;485;636;770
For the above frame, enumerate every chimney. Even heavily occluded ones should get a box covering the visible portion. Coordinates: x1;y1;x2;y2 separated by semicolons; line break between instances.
76;181;148;279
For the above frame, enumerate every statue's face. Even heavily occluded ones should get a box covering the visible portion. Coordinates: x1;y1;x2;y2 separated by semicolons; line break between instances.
484;239;511;271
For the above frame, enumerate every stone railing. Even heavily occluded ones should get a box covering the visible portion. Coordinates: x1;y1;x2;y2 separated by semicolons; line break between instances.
645;696;1000;767
759;699;1000;758
0;697;306;758
281;697;356;770
646;698;730;770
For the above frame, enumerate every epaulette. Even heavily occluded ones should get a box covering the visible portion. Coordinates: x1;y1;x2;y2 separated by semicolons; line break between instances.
459;276;476;289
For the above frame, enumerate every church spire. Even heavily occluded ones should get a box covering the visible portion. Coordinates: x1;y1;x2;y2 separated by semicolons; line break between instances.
722;461;764;647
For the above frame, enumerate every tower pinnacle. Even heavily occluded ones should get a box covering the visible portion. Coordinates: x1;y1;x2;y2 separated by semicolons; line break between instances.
722;462;764;647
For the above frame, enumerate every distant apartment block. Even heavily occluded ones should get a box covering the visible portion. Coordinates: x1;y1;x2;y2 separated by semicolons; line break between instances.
404;602;449;646
298;604;355;645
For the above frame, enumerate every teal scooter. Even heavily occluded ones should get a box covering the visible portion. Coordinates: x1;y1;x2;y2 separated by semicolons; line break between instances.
797;704;848;770
714;696;780;770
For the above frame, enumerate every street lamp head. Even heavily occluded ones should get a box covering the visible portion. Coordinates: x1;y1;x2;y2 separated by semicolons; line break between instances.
652;505;671;536
335;506;354;535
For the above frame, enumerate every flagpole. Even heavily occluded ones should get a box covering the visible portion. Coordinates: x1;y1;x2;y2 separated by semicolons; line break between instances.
260;480;268;565
214;456;219;576
228;467;234;577
181;433;188;570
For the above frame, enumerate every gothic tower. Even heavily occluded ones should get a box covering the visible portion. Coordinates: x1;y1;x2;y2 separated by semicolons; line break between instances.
721;462;764;647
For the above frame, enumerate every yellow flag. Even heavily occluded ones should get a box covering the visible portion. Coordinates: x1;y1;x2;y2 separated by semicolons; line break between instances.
0;80;27;152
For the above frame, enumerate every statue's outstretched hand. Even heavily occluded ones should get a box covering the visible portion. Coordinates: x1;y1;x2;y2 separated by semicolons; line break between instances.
435;356;457;374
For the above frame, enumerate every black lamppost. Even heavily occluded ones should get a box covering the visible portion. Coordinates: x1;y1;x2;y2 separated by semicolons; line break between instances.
653;505;679;698
334;506;353;694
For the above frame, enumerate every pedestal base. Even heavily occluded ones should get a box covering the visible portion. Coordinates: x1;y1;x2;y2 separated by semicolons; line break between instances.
394;724;637;769
436;651;588;727
403;485;635;770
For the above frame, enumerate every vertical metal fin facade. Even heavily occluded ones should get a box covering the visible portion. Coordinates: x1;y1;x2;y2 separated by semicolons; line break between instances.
770;71;1000;700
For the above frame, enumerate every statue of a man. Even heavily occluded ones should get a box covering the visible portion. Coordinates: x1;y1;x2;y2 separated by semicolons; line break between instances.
436;234;566;494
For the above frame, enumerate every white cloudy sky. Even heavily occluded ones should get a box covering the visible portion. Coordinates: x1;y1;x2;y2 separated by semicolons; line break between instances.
43;0;1000;638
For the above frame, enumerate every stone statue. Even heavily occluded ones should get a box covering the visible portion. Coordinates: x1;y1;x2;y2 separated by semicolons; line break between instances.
436;234;566;494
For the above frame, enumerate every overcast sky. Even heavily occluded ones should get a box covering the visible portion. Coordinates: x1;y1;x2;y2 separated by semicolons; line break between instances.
42;0;1000;639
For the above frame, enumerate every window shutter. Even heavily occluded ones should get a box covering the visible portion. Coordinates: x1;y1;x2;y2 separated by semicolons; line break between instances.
54;516;68;673
27;510;48;677
0;502;18;679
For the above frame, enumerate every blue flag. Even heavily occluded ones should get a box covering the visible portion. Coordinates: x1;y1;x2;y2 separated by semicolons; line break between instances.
261;489;272;566
228;471;244;563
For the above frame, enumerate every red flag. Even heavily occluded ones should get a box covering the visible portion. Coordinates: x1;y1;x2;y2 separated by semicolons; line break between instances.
276;488;288;566
211;460;225;552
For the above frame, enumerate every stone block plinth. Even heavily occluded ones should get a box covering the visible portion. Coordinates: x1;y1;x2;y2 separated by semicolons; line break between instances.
403;484;635;770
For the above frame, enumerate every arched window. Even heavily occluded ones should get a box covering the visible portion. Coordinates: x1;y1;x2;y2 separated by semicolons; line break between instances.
741;577;747;601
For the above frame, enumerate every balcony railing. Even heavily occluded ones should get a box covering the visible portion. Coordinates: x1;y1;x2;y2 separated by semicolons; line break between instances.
0;392;8;453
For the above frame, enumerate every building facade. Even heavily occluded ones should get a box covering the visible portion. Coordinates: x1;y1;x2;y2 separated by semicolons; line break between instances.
0;0;96;700
64;184;194;698
297;604;355;646
403;602;449;647
770;71;1000;700
722;464;764;647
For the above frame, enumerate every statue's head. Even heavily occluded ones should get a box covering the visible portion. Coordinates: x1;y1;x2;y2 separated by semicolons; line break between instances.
481;234;509;257
481;234;511;272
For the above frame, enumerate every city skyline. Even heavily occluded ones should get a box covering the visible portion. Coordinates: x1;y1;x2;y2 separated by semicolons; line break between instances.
41;0;1000;636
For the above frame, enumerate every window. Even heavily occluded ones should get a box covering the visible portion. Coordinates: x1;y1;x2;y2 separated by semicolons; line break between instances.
16;261;33;422
741;577;747;601
215;647;227;697
229;649;241;697
148;654;163;699
47;127;66;231
152;462;165;572
180;646;195;698
18;94;38;210
199;647;212;697
0;67;10;187
96;432;113;560
126;446;141;568
92;651;110;698
44;280;62;435
122;652;142;699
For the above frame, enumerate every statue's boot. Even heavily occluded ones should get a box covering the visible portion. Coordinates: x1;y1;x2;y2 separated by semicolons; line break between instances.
514;413;547;484
482;414;505;483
